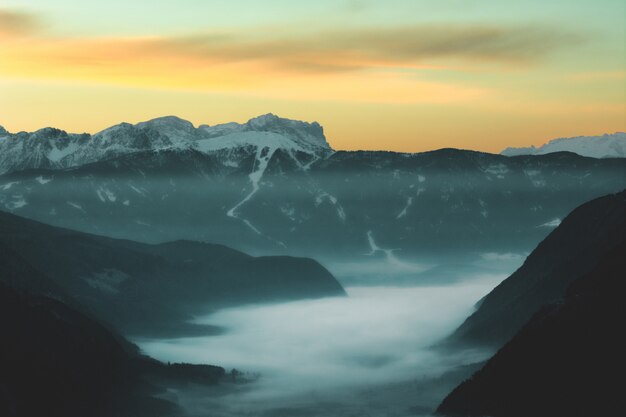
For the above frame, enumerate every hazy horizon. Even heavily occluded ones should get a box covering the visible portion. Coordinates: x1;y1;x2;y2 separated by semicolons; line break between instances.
2;113;625;157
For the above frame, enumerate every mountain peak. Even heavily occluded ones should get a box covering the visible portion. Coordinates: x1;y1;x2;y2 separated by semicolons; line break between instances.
135;115;195;132
0;125;7;136
32;127;70;140
243;113;330;150
246;113;280;127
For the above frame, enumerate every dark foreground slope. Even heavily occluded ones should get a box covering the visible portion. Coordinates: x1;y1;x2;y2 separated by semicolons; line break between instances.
0;210;345;336
0;281;225;417
0;242;226;417
0;282;161;417
437;242;625;417
447;190;626;348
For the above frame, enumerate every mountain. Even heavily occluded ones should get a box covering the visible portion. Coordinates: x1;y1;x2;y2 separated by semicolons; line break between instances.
0;210;345;336
1;148;625;264
1;116;626;264
0;280;168;417
0;113;331;175
501;132;626;158
446;190;626;348
437;242;625;417
0;243;227;417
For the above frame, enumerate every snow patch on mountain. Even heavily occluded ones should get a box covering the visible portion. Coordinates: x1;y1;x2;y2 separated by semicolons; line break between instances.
129;184;147;196
366;231;427;273
502;132;626;158
225;143;290;248
484;164;509;179
197;131;304;154
67;201;85;212
1;181;19;191
35;176;52;185
227;145;277;225
538;218;561;228
48;142;81;163
397;197;413;219
315;192;346;221
6;196;27;210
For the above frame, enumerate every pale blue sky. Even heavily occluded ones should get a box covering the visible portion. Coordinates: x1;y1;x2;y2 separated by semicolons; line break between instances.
6;0;626;38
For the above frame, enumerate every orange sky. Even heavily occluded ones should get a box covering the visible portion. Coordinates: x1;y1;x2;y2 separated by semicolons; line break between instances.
1;2;625;152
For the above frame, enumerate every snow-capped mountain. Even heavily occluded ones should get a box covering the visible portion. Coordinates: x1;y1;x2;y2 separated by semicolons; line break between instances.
501;132;626;158
200;113;330;152
0;114;331;175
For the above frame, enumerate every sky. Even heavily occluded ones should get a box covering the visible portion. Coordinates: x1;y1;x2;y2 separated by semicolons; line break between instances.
0;0;625;152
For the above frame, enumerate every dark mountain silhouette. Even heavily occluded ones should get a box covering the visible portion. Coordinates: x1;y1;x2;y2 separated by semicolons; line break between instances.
446;190;626;348
0;273;225;417
0;210;345;337
437;241;625;417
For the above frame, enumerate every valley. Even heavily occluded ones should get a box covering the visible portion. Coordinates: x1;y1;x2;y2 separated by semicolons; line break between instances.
1;115;624;417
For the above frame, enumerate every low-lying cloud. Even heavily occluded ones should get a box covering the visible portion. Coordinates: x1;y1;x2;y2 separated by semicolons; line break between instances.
138;280;502;416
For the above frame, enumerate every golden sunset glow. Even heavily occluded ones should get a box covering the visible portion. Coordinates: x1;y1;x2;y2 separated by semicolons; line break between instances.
0;1;624;152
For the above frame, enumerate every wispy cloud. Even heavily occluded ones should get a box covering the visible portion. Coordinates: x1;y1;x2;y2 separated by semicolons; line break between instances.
0;21;580;104
0;9;41;39
1;21;580;71
154;24;580;72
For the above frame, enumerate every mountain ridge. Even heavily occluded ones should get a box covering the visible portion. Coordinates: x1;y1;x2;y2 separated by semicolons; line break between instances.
501;132;626;158
1;144;625;261
437;240;625;417
445;189;626;348
0;209;346;337
0;246;226;417
0;114;332;175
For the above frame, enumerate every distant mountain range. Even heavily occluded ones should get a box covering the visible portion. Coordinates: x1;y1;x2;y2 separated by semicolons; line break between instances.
1;115;625;261
438;193;625;416
0;210;345;337
0;114;331;175
501;132;626;158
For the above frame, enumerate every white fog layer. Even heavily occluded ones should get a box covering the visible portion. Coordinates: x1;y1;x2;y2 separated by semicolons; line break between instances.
137;276;505;416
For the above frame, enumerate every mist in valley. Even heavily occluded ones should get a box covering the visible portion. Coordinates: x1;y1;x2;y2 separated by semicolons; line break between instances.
136;255;521;416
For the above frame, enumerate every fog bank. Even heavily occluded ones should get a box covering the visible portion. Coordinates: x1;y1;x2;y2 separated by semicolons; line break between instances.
138;277;503;416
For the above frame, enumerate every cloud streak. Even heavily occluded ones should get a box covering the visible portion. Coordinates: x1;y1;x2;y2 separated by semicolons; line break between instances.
0;20;581;105
156;24;580;72
0;9;41;39
1;22;579;73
